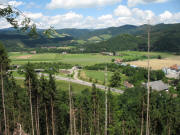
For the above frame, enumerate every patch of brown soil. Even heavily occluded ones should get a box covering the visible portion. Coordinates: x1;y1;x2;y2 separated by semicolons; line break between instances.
17;55;32;59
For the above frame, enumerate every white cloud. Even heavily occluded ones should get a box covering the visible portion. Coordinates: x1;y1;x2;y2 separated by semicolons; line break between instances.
0;18;11;28
0;4;180;29
114;5;132;17
128;0;169;7
8;1;24;7
159;11;180;24
24;12;44;20
159;11;172;21
46;0;122;9
0;0;8;3
98;14;113;20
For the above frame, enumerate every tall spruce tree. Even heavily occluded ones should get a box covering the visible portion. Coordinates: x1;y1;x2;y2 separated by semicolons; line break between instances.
0;43;10;135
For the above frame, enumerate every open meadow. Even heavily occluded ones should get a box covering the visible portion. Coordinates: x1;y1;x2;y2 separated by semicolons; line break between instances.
16;79;91;95
9;52;118;65
8;51;174;66
79;70;113;84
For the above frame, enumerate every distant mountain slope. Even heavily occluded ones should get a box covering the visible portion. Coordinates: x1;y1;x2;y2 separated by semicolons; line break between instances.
0;23;180;52
83;23;180;53
84;34;145;52
55;25;137;40
0;28;74;51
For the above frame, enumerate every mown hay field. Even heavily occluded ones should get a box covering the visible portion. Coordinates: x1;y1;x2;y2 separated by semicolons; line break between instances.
127;56;180;70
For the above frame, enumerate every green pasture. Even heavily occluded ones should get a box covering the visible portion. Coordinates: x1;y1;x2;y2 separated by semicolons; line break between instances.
9;52;118;65
16;78;91;95
9;51;174;66
80;70;127;89
81;70;113;84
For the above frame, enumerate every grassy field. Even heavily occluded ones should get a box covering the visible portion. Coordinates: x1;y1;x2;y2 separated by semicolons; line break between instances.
79;70;127;89
79;70;113;84
9;52;118;65
9;51;176;67
16;78;91;95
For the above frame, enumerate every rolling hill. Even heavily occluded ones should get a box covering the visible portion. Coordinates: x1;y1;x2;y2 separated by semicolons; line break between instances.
0;23;180;52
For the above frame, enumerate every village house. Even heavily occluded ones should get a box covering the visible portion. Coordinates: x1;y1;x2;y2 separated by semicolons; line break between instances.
124;81;134;88
170;64;180;71
162;64;180;79
62;52;67;54
114;58;123;64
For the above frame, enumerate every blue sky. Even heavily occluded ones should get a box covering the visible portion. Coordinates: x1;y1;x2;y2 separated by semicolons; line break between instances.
0;0;180;29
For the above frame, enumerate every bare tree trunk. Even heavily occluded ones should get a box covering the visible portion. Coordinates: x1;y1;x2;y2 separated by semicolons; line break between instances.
122;120;125;135
69;82;73;135
7;115;9;135
1;64;7;135
29;77;34;135
37;97;40;135
45;104;49;135
13;106;15;127
93;95;96;135
168;126;171;135
97;103;100;135
51;97;55;135
73;108;77;135
104;66;108;135
146;21;151;135
80;108;83;135
0;121;2;134
141;99;144;135
35;107;39;135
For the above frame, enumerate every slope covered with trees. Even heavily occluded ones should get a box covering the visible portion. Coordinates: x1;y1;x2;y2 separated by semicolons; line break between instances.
1;23;180;52
84;34;145;52
1;42;180;134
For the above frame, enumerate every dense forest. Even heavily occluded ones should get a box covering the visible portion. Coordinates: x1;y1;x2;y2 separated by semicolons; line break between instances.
1;42;180;134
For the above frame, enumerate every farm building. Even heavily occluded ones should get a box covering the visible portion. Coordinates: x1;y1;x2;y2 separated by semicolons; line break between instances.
144;80;169;91
30;51;36;54
162;64;180;79
34;69;45;73
100;52;113;56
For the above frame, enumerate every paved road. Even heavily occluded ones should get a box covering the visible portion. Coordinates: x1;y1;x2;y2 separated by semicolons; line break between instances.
15;73;124;94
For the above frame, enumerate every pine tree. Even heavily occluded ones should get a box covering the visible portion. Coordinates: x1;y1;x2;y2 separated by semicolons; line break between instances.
40;75;50;135
0;43;10;135
24;63;36;135
49;73;56;135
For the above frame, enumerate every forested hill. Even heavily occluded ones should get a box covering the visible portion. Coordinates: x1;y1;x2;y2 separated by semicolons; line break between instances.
84;23;180;53
55;25;137;39
0;23;180;52
84;34;145;52
0;28;74;51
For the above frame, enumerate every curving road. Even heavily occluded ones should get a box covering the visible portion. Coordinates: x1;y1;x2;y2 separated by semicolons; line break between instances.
15;71;124;94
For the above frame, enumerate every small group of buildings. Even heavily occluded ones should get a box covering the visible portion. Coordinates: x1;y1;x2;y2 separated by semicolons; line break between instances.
162;64;180;79
114;58;137;68
100;52;114;56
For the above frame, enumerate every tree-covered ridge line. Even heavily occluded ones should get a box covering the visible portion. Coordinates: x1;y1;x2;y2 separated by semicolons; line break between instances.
1;23;180;52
